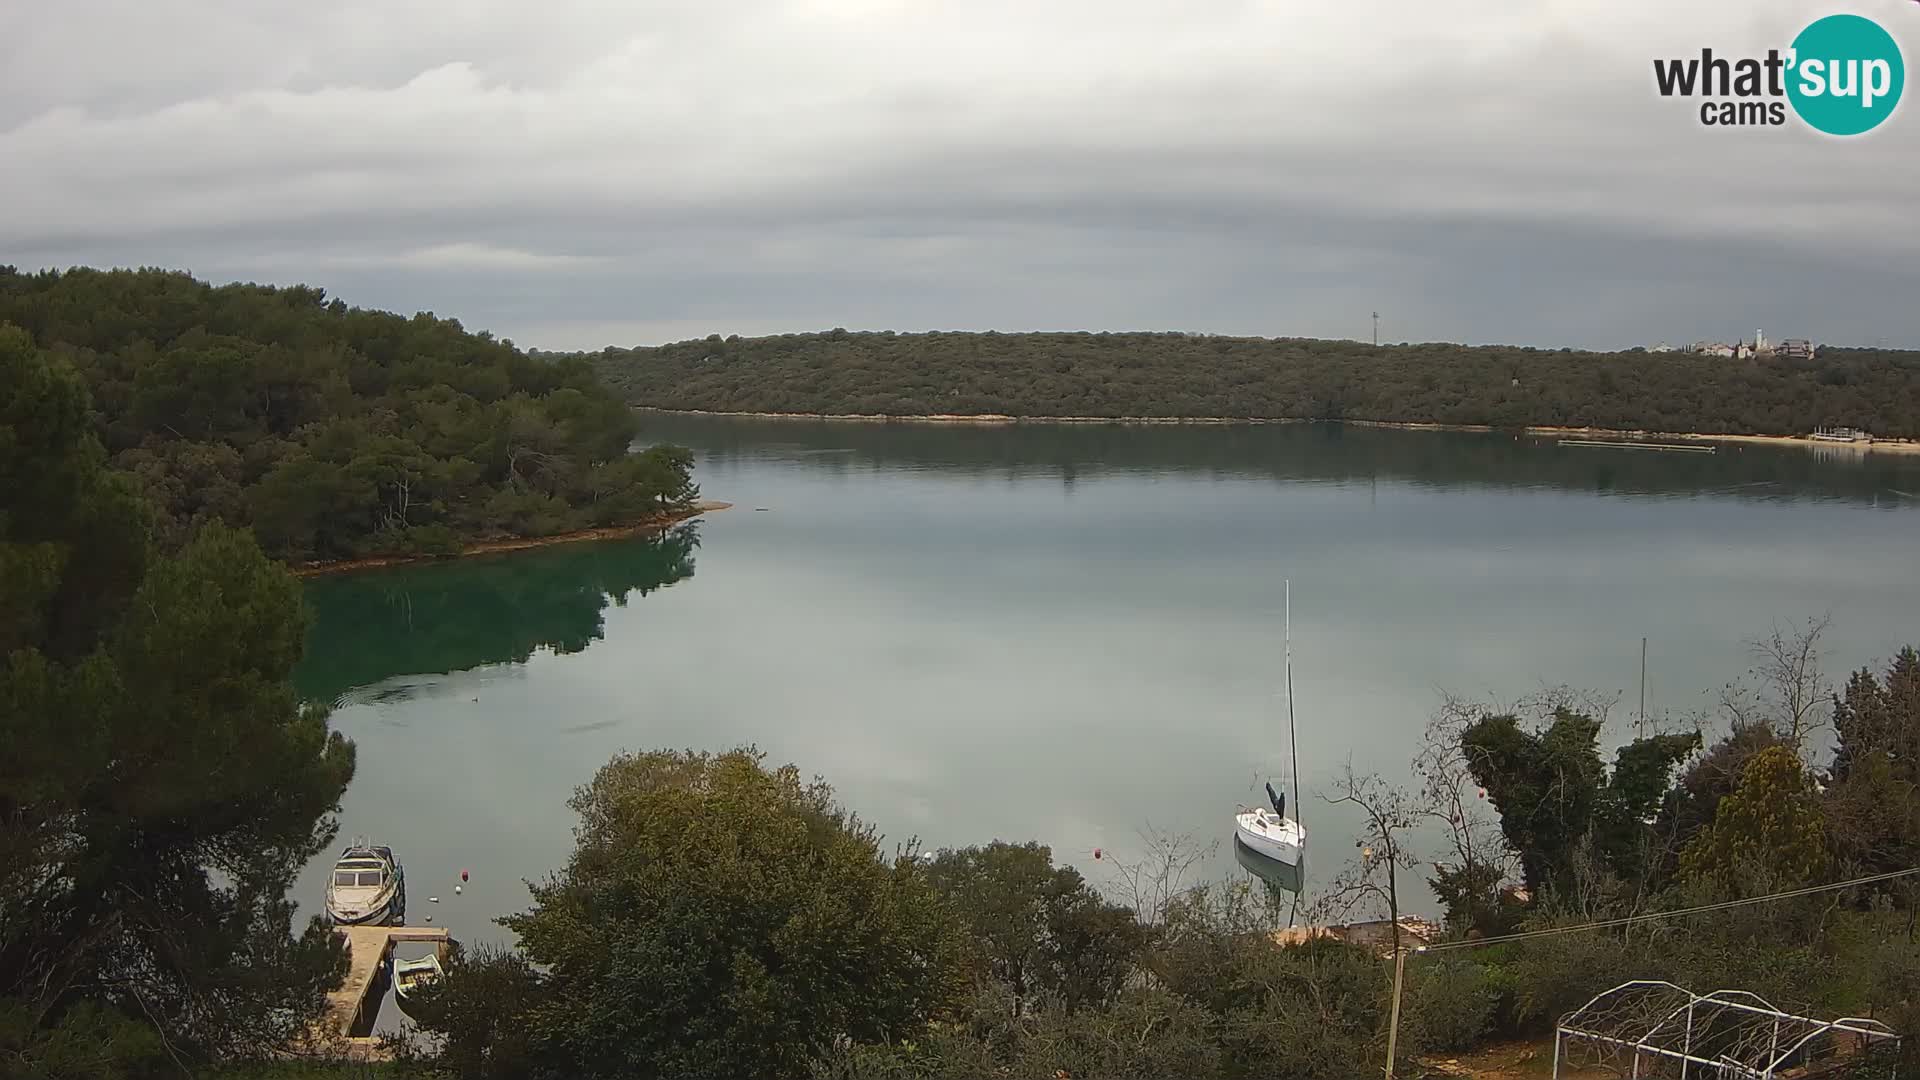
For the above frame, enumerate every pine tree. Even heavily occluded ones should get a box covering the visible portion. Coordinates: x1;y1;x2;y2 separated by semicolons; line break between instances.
0;325;356;1070
1827;648;1920;875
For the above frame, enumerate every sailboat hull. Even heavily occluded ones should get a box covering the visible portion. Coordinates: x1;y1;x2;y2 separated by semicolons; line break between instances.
1233;835;1304;893
1234;809;1305;892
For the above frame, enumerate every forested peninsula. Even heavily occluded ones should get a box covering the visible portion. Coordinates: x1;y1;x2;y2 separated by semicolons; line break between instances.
588;330;1920;439
0;267;697;567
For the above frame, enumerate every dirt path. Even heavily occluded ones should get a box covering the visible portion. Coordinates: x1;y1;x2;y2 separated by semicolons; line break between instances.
1418;1039;1610;1080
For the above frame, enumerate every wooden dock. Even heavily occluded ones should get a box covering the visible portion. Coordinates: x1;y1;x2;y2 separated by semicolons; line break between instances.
311;925;452;1057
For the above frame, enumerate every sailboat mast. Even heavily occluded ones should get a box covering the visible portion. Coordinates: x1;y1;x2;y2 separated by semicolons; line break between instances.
1285;580;1299;818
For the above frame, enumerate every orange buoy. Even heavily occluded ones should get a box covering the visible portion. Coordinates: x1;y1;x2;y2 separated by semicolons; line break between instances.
460;869;469;882
1092;847;1102;860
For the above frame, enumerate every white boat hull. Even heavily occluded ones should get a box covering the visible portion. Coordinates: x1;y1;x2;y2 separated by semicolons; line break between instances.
392;953;445;1020
324;845;406;926
1235;809;1305;891
326;898;402;926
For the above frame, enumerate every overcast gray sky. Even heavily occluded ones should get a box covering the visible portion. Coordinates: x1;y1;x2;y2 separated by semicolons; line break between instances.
4;0;1917;350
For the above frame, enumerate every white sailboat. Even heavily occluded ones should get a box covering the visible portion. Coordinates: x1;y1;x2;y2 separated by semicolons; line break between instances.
1235;790;1305;872
1233;580;1307;892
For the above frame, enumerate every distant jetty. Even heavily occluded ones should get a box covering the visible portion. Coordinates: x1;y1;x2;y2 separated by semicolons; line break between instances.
1558;439;1716;454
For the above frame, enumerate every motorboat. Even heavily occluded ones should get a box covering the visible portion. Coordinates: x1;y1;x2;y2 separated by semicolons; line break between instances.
324;843;405;926
392;952;444;1020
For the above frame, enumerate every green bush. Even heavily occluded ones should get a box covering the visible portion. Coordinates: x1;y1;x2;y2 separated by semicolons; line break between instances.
1403;955;1500;1053
0;1000;169;1080
1497;929;1642;1033
406;943;542;1080
1010;988;1219;1080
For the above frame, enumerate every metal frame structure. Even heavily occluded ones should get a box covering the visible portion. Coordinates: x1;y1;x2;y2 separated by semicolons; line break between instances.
1554;980;1901;1079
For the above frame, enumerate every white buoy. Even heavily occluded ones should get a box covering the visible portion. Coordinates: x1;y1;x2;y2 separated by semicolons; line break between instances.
429;896;440;903
454;884;463;895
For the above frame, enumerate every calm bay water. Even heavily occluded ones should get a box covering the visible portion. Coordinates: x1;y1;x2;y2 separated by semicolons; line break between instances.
292;417;1920;966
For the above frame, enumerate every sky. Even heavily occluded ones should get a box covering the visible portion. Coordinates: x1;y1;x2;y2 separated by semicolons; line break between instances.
4;0;1919;351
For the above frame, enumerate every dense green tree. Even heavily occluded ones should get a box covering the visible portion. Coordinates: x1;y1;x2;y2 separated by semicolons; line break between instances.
1833;647;1920;781
924;841;1148;1016
1428;859;1524;939
1826;648;1920;876
1461;708;1697;900
0;329;356;1072
0;267;698;565
434;748;966;1080
1678;746;1828;892
588;329;1920;438
405;944;544;1080
1662;723;1792;845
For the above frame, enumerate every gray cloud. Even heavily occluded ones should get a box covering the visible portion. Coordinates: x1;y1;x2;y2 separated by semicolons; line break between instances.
4;0;1918;350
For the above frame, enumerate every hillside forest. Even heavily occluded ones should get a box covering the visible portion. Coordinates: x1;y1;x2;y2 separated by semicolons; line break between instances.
589;330;1920;438
0;267;697;566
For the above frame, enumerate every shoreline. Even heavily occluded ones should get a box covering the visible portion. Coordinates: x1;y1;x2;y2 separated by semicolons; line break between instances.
290;501;731;578
635;408;1920;454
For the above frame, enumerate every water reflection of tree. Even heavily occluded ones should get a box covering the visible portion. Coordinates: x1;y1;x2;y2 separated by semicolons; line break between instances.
294;525;699;704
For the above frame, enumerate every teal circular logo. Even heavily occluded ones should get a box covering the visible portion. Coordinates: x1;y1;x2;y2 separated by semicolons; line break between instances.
1787;14;1904;135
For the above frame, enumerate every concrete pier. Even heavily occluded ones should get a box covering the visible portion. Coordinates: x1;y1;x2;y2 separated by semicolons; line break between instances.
316;925;453;1057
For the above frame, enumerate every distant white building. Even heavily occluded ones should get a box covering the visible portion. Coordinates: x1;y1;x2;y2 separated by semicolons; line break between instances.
1679;333;1811;359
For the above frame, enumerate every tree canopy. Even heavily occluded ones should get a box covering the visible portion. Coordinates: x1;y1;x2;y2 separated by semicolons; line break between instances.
422;748;966;1080
0;267;696;565
1460;708;1698;900
923;841;1147;1017
590;330;1920;438
0;328;355;1074
1827;648;1920;877
1678;746;1829;892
